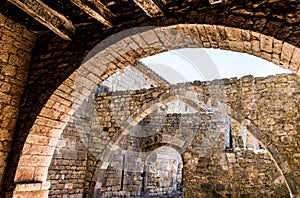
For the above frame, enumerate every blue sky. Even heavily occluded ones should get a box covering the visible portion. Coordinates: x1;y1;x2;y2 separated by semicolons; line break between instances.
204;48;290;78
141;48;291;83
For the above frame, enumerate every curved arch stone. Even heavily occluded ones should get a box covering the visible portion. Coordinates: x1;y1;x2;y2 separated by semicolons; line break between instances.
14;24;300;197
100;88;296;196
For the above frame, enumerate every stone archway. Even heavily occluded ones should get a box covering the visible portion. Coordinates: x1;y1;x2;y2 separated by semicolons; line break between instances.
90;84;295;197
143;146;183;196
13;24;300;197
91;82;298;197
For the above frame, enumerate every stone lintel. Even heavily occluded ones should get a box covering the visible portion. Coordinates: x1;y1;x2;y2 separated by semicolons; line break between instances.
133;0;164;17
70;0;114;27
8;0;75;40
209;0;223;5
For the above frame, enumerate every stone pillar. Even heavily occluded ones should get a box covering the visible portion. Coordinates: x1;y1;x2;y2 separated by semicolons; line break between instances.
0;14;36;191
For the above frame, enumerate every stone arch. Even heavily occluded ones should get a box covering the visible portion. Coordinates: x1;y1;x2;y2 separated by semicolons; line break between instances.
92;86;295;196
143;146;183;195
91;86;296;197
13;24;300;196
95;91;201;164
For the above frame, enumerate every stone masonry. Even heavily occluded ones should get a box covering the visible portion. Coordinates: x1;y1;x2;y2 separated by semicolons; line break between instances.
1;1;300;197
0;13;36;194
46;73;299;197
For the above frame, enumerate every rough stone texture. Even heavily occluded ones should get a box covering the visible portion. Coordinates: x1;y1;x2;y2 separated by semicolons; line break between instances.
0;0;300;197
93;73;300;196
48;105;290;197
47;93;94;198
13;181;50;198
101;66;157;91
184;149;289;197
46;73;300;197
0;13;36;194
100;146;182;198
47;120;88;197
12;25;300;195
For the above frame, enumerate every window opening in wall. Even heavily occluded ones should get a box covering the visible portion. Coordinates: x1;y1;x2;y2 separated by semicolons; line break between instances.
120;154;125;191
95;84;109;94
99;145;184;197
144;146;183;197
225;118;265;153
229;126;233;149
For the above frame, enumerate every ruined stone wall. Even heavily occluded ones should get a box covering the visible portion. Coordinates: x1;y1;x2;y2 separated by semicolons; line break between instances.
48;107;290;197
47;73;299;197
47;102;224;197
97;111;290;198
100;146;183;198
144;147;182;197
184;147;289;197
100;149;144;198
8;9;300;195
94;73;300;193
47;93;98;197
183;114;289;197
47;120;89;197
0;14;36;192
101;66;155;91
227;150;289;197
99;113;214;198
1;0;299;195
217;74;300;193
